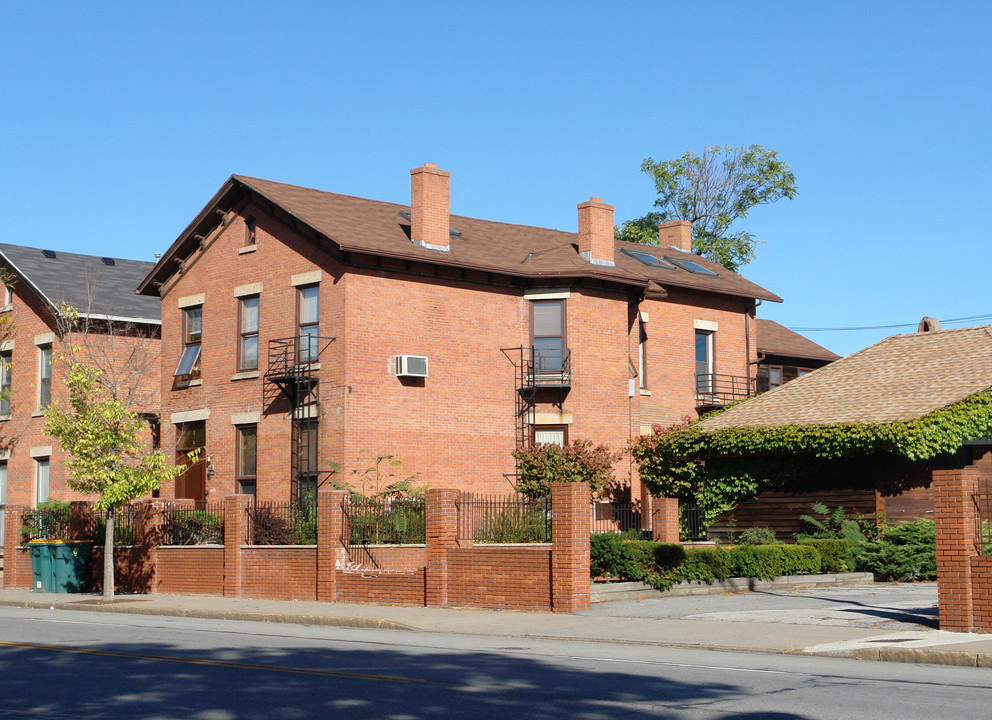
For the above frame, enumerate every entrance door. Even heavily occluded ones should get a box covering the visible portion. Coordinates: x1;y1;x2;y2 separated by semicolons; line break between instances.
175;421;207;506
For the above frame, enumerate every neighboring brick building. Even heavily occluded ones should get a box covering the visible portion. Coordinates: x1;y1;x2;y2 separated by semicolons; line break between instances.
754;318;840;392
136;164;781;505
0;244;159;554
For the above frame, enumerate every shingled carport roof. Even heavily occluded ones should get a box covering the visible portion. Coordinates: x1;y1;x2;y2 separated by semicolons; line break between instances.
698;326;992;431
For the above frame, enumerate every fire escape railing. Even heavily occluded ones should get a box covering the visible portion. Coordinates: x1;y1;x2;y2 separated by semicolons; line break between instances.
501;346;571;454
694;373;755;409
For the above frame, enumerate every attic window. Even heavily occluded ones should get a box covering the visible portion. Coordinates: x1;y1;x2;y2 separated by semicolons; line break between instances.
398;210;462;238
620;248;676;270
42;250;56;259
666;257;719;277
101;257;115;266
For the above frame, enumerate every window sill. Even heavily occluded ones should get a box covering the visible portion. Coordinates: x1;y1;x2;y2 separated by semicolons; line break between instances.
0;413;10;422
238;245;257;255
231;370;259;381
0;304;11;314
31;409;46;418
639;389;652;396
176;378;203;389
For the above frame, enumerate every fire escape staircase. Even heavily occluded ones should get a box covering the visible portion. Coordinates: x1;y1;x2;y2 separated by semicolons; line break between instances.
500;346;572;452
264;335;336;501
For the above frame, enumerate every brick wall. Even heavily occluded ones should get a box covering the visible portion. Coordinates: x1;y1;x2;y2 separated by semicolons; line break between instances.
156;547;224;595
447;546;551;609
934;466;981;631
242;546;317;601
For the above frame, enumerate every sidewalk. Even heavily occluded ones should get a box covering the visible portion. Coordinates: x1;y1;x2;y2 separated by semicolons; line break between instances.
2;588;992;666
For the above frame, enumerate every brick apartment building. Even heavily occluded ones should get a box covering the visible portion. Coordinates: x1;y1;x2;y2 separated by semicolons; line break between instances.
0;245;159;553
136;164;782;506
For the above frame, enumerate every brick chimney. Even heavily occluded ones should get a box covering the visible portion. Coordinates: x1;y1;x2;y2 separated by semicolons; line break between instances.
577;197;615;267
410;163;451;252
659;220;692;252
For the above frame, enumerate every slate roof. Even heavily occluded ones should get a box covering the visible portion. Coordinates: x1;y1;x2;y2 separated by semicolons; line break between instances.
756;318;840;363
0;243;160;323
698;326;992;431
137;174;783;304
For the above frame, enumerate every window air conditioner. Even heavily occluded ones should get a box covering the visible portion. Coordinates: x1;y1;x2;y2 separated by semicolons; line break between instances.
396;355;429;378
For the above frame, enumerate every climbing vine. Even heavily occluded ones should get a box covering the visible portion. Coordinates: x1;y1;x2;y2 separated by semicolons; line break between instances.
630;389;992;522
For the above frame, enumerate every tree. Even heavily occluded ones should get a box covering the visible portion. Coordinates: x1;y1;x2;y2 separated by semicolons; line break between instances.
44;348;182;600
616;144;798;272
512;440;621;499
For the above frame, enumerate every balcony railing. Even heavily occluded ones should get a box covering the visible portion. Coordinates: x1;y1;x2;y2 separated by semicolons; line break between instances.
695;373;755;409
501;346;571;389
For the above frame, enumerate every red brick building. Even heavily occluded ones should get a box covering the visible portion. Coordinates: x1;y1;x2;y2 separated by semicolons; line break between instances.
0;244;159;553
136;164;781;505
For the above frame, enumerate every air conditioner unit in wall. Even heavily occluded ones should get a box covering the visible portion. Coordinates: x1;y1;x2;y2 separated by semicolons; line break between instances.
396;355;429;378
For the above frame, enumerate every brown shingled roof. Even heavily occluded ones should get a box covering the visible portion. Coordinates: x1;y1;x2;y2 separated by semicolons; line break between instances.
698;325;992;431
137;174;783;303
756;318;840;362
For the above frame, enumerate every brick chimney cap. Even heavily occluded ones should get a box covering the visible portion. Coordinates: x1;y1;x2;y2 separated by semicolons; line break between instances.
411;163;450;177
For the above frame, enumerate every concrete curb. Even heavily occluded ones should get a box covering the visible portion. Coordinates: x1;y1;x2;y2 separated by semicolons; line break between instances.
0;598;415;631
592;572;875;602
809;645;992;667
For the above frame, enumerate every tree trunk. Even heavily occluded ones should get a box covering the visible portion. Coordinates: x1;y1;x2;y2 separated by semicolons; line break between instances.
103;507;115;601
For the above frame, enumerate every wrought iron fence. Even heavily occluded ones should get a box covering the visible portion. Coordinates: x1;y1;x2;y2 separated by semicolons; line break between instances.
459;494;551;544
160;503;224;545
90;505;138;545
680;504;709;542
590;502;643;535
246;499;318;545
346;497;426;546
21;502;71;542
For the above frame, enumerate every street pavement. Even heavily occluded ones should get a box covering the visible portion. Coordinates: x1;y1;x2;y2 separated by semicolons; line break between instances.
2;582;991;667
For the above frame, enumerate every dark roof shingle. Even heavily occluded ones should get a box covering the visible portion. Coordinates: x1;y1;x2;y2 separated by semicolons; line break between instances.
756;318;840;363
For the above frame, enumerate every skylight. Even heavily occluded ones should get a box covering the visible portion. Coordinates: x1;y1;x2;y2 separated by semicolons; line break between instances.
665;257;719;277
620;248;676;270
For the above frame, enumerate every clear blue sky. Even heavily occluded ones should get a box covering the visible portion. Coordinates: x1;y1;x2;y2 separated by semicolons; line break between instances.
3;1;989;356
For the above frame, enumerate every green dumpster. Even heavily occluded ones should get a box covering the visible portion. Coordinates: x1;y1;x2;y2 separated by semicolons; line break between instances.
28;540;54;593
51;541;93;593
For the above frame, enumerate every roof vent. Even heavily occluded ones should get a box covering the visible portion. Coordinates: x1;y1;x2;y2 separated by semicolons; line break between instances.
101;257;115;266
42;249;56;259
398;210;412;221
918;317;941;333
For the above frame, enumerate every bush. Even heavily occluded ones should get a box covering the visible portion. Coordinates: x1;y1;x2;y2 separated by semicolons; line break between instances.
858;519;936;581
729;545;784;578
671;547;733;583
653;543;687;570
735;527;778;546
513;440;621;499
162;509;223;545
21;501;71;542
799;538;853;573
778;544;822;576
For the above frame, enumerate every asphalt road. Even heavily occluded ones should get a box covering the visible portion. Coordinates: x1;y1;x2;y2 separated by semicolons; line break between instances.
581;583;939;630
1;604;989;719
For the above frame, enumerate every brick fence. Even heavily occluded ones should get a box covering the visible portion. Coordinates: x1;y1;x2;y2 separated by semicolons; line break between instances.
1;482;591;613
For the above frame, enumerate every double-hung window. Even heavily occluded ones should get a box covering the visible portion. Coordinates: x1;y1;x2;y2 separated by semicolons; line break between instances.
239;296;259;371
695;330;714;393
295;420;318;501
35;458;49;505
175;306;202;378
0;350;11;416
638;320;648;390
531;299;565;375
236;424;257;495
38;346;51;408
297;285;319;364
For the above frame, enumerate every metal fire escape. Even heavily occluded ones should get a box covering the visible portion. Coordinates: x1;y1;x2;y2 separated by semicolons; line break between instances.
265;335;335;502
500;346;572;451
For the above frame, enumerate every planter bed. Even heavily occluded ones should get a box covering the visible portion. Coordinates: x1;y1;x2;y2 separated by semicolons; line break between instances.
591;572;875;603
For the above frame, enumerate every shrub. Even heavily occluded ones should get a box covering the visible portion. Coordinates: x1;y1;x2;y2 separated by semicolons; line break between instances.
729;545;784;578
735;526;777;546
858;519;936;581
671;546;733;584
799;538;853;573
778;544;822;576
653;543;687;570
162;509;223;545
513;440;621;499
795;503;871;554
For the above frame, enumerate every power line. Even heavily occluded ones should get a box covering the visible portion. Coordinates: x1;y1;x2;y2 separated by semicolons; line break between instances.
789;314;992;333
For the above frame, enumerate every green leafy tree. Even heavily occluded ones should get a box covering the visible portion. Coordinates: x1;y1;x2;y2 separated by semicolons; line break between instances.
44;353;182;599
616;144;798;272
512;439;621;499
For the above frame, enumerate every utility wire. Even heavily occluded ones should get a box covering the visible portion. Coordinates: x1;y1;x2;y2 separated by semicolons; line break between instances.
790;313;992;333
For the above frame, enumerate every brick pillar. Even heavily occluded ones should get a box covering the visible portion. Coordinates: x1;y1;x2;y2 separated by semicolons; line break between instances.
551;482;590;613
640;487;654;534
652;497;680;544
134;501;165;593
425;489;458;607
68;502;96;541
317;488;348;602
933;467;980;631
456;492;473;548
223;495;252;598
1;506;22;588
